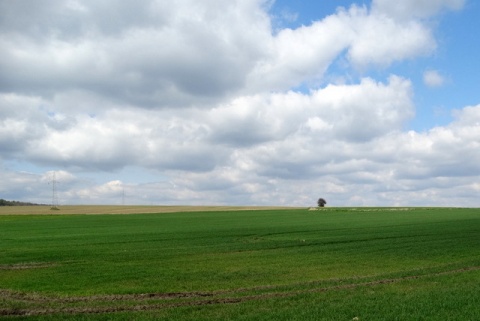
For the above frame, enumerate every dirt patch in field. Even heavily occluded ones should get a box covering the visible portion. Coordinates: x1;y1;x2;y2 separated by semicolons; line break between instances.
2;266;479;317
0;262;57;270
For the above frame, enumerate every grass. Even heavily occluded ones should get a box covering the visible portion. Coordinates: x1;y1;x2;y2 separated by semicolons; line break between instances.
0;207;479;320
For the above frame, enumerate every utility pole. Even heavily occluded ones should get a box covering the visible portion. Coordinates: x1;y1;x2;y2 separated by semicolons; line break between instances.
49;172;59;210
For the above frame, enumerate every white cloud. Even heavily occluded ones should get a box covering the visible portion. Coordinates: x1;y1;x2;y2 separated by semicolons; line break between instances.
247;9;355;91
372;0;465;20
3;102;480;207
423;70;446;87
0;0;273;107
1;0;446;105
1;75;412;174
347;7;436;68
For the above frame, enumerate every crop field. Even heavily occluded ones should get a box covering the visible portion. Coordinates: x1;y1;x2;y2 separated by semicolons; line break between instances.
1;207;479;320
0;205;297;215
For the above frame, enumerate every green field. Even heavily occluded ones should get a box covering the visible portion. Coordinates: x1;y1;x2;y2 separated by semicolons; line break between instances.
1;207;479;320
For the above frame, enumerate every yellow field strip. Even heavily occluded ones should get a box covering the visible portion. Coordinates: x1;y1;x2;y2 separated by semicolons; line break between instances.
0;205;303;215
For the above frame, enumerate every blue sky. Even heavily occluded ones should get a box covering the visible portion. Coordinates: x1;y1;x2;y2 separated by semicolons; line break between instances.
1;0;479;207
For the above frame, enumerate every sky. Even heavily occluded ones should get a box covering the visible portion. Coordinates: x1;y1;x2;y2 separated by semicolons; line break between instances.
1;0;479;207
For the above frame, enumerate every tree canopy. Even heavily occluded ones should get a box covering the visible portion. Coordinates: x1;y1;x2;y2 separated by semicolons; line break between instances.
317;198;327;207
0;199;43;206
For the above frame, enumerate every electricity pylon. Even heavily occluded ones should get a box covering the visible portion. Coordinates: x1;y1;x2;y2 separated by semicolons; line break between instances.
49;172;59;210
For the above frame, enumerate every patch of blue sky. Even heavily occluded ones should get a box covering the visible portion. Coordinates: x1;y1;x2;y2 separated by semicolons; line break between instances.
270;0;363;30
409;2;480;131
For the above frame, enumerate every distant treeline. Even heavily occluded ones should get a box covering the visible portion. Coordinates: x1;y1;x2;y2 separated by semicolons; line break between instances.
0;199;46;206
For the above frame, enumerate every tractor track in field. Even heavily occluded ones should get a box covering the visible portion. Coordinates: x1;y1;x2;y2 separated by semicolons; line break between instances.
0;262;58;270
1;266;479;316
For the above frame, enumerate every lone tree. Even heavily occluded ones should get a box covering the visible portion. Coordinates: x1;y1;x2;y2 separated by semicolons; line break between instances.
317;198;327;207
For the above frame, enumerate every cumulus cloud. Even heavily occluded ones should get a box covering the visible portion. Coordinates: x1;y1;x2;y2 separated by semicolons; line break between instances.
346;7;436;68
423;69;446;87
3;103;480;207
247;9;354;91
0;0;447;105
2;76;412;173
0;0;272;107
